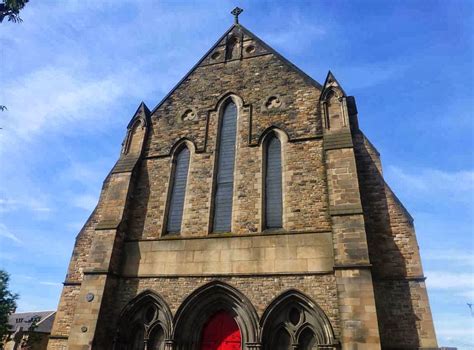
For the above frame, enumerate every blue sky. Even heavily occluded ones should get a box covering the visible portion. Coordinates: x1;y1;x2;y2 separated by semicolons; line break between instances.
0;0;472;347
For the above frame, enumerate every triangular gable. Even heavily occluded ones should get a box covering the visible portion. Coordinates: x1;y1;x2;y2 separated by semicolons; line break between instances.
127;101;151;129
320;70;346;100
151;23;322;115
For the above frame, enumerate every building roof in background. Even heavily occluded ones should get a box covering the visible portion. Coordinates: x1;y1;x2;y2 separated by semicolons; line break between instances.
8;311;56;333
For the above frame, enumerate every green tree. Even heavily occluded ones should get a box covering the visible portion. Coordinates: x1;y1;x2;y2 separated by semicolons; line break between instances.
0;270;18;345
0;0;29;23
1;1;29;114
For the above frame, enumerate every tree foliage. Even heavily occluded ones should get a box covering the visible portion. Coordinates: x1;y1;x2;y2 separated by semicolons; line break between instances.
0;270;18;344
0;0;29;23
1;1;29;114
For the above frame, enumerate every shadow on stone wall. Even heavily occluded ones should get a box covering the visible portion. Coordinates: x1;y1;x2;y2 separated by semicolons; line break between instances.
354;132;421;348
128;162;151;240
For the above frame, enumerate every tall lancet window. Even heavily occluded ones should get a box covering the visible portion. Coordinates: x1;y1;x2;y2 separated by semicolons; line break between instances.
166;146;190;234
213;101;237;232
265;135;283;229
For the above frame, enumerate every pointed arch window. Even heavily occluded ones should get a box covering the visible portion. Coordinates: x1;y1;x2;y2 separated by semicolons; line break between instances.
166;146;190;234
261;291;336;350
265;134;283;229
115;292;172;350
147;326;165;350
213;101;237;233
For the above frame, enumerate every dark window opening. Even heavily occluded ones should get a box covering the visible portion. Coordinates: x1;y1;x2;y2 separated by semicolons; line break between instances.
166;146;190;234
213;101;237;233
265;135;283;229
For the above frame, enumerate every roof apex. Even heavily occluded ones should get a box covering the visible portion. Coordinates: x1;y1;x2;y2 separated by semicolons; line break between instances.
127;101;151;129
150;22;322;115
321;70;346;98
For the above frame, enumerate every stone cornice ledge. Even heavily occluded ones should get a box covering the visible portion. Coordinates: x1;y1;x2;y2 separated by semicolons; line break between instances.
373;275;427;282
83;269;119;278
95;219;122;230
334;263;372;270
121;271;334;279
329;204;363;216
62;280;82;286
124;229;332;242
49;335;69;340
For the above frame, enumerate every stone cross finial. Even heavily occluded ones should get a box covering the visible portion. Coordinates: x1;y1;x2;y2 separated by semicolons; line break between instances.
231;7;243;24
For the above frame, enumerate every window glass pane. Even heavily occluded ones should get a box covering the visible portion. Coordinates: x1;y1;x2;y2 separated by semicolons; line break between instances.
265;135;283;228
272;328;291;350
166;147;190;233
213;102;237;232
130;325;144;350
148;326;165;350
299;328;317;350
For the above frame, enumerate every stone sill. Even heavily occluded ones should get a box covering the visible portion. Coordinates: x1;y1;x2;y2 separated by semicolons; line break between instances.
124;229;332;243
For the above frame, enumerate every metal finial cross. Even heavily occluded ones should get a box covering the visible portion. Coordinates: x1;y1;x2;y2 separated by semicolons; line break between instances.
231;7;243;24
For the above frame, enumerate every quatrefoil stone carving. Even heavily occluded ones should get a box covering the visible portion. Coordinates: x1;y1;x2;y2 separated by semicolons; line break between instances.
266;96;282;109
182;109;197;122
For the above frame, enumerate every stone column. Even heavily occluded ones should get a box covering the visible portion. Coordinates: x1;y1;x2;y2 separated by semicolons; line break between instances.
246;343;262;350
164;339;175;350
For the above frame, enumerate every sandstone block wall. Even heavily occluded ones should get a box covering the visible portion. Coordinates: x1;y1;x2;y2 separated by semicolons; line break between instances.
354;132;437;348
122;232;333;276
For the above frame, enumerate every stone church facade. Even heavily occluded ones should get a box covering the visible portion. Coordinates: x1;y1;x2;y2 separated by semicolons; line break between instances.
48;12;438;350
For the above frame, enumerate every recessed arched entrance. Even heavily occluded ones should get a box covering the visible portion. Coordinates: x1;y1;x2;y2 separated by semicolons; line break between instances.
200;311;241;350
173;281;259;349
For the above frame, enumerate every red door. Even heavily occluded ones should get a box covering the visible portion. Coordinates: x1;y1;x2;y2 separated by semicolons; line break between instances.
200;311;242;350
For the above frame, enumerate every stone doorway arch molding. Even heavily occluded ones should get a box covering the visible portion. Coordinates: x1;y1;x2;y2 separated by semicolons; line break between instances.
260;290;338;350
173;281;261;350
114;290;174;350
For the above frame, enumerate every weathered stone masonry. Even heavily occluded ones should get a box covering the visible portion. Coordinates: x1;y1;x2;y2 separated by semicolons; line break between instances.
48;18;438;350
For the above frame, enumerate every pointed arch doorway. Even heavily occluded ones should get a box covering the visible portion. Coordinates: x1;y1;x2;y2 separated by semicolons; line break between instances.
200;311;242;350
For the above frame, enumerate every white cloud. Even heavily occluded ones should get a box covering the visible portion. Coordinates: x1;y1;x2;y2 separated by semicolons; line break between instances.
423;249;474;267
260;10;326;54
0;65;137;151
426;271;474;290
0;223;22;244
388;166;474;192
0;198;51;214
386;165;474;204
434;313;474;349
39;281;62;287
338;62;410;90
459;290;474;299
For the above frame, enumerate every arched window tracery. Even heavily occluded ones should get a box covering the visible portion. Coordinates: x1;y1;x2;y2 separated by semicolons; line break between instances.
261;291;336;350
213;101;238;233
114;292;172;350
